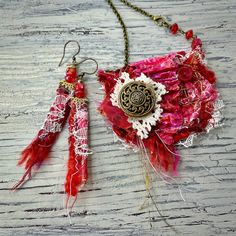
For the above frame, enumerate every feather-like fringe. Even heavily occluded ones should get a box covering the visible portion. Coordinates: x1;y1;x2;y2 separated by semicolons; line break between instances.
65;98;89;207
12;87;71;190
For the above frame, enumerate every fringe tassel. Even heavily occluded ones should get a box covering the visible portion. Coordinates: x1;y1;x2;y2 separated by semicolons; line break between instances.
65;81;90;206
12;66;77;190
141;132;180;176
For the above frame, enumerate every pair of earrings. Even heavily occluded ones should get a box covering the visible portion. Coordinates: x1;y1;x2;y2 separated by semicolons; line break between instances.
12;40;98;207
12;38;222;212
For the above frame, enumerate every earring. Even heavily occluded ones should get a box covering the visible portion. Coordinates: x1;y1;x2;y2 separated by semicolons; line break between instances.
12;41;98;208
64;58;98;207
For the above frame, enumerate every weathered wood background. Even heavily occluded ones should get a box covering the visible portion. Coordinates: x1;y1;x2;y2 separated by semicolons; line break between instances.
0;0;235;235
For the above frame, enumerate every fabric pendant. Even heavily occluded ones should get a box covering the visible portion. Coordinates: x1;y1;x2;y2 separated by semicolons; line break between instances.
98;43;223;175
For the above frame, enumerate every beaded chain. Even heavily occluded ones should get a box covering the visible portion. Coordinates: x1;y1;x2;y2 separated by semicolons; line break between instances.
105;0;195;67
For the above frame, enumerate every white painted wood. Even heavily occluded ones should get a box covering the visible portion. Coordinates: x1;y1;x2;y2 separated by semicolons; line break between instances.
0;0;235;235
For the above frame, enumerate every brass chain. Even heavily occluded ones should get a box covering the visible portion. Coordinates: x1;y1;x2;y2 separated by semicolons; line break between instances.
105;0;129;66
105;0;186;67
119;0;167;26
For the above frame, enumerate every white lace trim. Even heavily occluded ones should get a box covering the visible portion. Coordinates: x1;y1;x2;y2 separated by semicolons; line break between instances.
205;99;224;132
72;103;92;156
178;134;196;148
39;93;72;139
110;72;167;139
179;99;224;148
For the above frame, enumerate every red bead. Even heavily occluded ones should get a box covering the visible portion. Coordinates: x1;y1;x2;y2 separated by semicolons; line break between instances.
65;67;77;83
185;30;193;40
178;66;193;82
74;82;86;98
65;76;74;83
191;38;202;50
170;23;179;35
67;67;77;77
75;82;84;90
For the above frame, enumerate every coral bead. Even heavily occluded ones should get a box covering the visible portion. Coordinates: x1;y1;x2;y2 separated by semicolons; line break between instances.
185;30;194;40
170;23;179;35
74;82;86;98
67;67;77;76
65;67;77;83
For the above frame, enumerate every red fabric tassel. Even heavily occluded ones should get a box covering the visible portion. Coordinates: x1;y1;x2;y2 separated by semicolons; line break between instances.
65;81;89;203
143;131;180;175
12;66;77;190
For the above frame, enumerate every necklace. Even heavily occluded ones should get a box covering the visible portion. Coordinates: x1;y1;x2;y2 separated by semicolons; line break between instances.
99;0;223;175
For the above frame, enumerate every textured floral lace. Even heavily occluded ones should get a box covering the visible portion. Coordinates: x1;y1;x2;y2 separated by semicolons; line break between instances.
39;93;71;139
111;72;167;139
205;99;224;132
72;103;91;156
179;99;224;147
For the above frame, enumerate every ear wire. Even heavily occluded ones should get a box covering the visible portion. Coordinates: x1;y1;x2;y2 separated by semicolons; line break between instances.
58;40;81;67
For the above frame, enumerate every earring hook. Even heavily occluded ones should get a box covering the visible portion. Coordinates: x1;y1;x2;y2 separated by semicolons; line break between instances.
77;58;98;77
58;40;81;67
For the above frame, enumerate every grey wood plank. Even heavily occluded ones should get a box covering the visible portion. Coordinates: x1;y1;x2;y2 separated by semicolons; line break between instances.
0;0;235;235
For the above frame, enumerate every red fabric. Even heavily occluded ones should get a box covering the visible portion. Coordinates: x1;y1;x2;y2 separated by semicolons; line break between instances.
13;67;77;190
65;81;88;199
98;46;218;174
65;102;88;197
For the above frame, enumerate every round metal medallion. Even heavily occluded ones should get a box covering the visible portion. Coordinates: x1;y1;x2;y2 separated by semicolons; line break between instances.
118;81;156;117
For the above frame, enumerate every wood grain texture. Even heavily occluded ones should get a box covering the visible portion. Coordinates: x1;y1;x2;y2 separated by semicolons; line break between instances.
0;0;235;235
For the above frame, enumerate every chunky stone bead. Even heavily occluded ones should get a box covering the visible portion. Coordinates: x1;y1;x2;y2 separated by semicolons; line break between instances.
74;82;86;98
170;23;179;34
185;29;194;40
